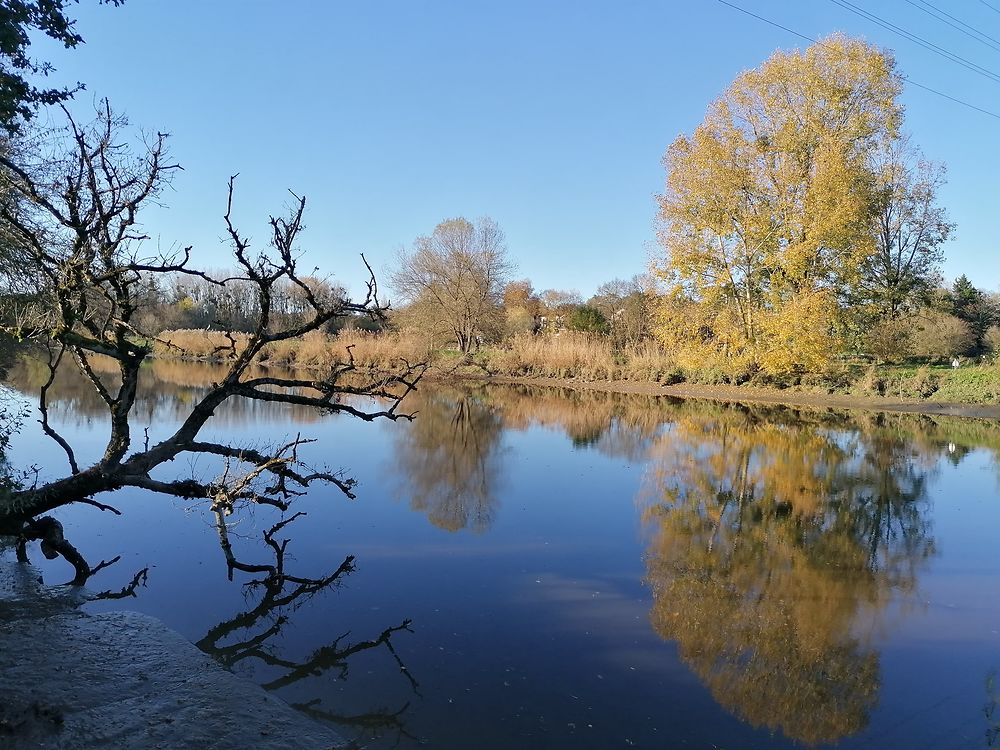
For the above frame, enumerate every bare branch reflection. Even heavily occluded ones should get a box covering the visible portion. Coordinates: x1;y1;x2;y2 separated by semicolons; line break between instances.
293;698;418;749
195;510;418;745
987;670;1000;748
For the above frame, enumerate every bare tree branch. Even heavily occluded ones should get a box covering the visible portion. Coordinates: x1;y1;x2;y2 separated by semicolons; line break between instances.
0;103;425;582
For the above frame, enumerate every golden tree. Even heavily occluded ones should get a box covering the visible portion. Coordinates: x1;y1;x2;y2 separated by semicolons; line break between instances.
655;35;904;374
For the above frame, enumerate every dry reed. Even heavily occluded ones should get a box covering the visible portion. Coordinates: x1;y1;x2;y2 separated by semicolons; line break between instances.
153;328;434;372
481;333;679;382
152;328;679;383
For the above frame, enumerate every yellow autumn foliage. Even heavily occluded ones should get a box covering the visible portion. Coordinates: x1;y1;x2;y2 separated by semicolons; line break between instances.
757;290;839;375
655;35;904;374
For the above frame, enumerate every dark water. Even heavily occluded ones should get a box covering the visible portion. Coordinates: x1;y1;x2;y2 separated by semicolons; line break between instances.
4;358;1000;749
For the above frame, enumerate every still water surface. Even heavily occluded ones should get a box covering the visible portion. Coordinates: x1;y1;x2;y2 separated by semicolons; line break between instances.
5;359;1000;749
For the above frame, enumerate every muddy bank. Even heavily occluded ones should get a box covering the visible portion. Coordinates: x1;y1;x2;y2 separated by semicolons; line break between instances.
445;374;1000;420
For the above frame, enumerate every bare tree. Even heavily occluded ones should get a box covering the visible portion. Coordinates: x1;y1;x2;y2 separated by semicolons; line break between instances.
855;137;953;319
0;104;423;582
390;217;512;354
538;288;582;316
589;274;657;347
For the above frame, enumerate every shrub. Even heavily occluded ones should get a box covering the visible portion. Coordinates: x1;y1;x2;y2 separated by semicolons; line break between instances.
911;311;975;361
865;316;913;364
857;365;886;396
985;325;1000;356
505;307;538;337
566;305;609;335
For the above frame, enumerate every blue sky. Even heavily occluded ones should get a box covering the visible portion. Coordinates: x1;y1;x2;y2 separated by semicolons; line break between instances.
34;0;1000;300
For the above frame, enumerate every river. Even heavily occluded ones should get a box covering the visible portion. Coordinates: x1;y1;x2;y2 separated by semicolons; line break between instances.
3;358;1000;749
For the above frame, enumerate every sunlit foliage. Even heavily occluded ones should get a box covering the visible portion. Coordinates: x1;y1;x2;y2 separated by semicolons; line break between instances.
655;35;948;374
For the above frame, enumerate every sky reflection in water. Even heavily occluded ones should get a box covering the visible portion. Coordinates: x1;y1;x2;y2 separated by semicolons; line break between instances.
4;358;1000;749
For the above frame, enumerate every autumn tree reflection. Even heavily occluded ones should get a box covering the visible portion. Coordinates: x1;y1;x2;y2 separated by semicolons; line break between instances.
394;388;504;532
640;405;937;745
489;384;666;462
4;354;330;427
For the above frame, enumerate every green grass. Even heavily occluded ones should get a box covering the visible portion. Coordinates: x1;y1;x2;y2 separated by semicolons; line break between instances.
928;366;1000;403
843;363;1000;403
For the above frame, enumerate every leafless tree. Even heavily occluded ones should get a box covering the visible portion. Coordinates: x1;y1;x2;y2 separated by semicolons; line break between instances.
538;288;582;316
0;103;423;583
390;216;512;354
855;137;953;319
392;387;502;532
589;274;658;347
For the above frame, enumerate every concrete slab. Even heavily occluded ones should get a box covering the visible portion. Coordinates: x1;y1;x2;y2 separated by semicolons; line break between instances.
0;562;348;750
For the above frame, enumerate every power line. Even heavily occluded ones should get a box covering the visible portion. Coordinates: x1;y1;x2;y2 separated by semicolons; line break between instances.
902;78;1000;121
714;0;1000;122
903;0;1000;54
920;0;1000;46
828;0;1000;85
979;0;1000;16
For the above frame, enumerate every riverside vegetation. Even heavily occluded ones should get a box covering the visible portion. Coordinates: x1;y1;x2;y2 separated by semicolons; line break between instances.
144;326;1000;405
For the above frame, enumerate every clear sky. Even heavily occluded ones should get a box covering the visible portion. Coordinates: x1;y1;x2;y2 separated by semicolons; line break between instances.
33;0;1000;300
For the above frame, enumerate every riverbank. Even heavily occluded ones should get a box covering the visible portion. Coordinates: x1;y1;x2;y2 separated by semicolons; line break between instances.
46;330;1000;420
147;329;1000;415
449;373;1000;420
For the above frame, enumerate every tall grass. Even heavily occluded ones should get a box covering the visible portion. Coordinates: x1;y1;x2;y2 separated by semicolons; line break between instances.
153;329;251;360
153;328;684;382
332;329;435;369
149;327;1000;402
153;328;433;371
478;333;680;382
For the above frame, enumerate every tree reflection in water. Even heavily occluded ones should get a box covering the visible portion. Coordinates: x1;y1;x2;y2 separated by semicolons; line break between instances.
3;355;333;428
392;384;673;533
393;388;504;532
493;384;665;463
639;405;937;745
6;354;423;746
193;511;419;747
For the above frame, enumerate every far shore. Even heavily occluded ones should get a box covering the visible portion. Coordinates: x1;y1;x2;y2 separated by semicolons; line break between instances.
82;345;1000;421
445;373;1000;420
141;328;1000;419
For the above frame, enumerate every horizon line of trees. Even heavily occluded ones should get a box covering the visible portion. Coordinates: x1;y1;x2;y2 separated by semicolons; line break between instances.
34;246;995;368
